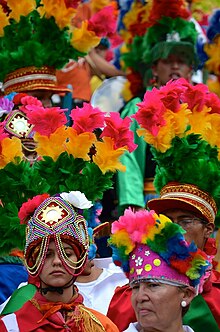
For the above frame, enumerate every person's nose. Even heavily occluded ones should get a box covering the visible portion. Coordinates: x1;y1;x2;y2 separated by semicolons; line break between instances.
171;61;180;69
52;252;62;266
135;284;150;303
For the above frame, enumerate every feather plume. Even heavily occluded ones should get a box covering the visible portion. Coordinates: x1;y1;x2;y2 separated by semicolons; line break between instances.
101;113;137;152
109;209;210;287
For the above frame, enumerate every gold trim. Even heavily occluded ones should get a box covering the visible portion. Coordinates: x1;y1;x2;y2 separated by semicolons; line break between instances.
3;66;70;94
159;183;217;223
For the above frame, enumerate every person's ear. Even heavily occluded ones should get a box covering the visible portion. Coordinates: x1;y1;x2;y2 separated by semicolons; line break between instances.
181;287;195;307
204;222;214;239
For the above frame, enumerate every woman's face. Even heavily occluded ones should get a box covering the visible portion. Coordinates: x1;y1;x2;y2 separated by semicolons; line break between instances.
39;240;77;288
131;281;192;331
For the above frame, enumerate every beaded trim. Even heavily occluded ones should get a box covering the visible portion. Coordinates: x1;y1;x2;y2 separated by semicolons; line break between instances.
4;110;34;138
160;183;217;223
25;197;89;276
25;237;49;275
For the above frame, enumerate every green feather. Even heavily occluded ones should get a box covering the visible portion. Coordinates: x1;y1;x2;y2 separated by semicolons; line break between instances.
0;203;26;255
151;134;220;224
0;11;85;81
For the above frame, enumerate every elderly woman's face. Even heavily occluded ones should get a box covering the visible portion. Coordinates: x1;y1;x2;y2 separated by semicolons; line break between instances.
131;282;191;331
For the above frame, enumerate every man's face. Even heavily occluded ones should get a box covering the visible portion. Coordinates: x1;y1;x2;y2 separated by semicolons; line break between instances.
163;209;214;250
152;54;192;87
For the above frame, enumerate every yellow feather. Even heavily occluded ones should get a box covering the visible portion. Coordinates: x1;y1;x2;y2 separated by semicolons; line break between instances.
93;137;127;173
8;0;36;22
65;128;96;160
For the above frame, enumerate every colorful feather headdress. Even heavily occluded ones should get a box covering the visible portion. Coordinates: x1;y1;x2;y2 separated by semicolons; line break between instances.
132;78;220;226
199;9;220;97
0;0;117;94
116;0;198;101
109;208;210;288
0;93;137;255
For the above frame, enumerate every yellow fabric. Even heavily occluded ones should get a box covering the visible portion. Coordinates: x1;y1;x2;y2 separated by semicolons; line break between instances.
90;75;105;94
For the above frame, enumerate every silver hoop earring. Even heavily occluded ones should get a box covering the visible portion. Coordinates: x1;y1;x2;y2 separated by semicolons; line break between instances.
181;300;187;307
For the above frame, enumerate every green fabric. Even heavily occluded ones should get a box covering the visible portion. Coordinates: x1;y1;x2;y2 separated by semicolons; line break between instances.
183;294;220;332
1;284;37;315
117;97;147;214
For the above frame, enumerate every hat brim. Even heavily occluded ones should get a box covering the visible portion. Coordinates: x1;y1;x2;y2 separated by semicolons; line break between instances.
19;84;72;94
147;42;198;67
147;197;208;222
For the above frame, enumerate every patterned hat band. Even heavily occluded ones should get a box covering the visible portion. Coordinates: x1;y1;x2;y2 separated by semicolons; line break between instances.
3;66;69;94
160;183;217;223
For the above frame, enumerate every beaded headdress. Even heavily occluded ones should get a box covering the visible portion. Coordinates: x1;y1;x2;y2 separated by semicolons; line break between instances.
109;208;210;288
132;77;220;226
19;192;91;277
0;0;117;94
0;94;137;256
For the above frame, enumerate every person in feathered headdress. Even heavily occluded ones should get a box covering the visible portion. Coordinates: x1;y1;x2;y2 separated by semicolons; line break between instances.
108;209;210;332
0;0;120;164
116;0;201;218
134;78;220;331
0;94;136;317
108;78;220;332
0;0;116;106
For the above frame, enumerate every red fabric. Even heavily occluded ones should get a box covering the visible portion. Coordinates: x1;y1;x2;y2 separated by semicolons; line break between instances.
107;270;220;331
0;291;119;332
202;269;220;328
107;284;135;332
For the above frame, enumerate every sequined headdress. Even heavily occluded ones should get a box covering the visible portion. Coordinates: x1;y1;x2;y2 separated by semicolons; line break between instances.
19;192;91;277
0;94;137;256
0;0;117;94
132;78;220;226
109;209;210;288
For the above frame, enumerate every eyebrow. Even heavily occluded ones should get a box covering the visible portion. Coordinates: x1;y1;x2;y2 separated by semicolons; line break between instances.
63;246;74;250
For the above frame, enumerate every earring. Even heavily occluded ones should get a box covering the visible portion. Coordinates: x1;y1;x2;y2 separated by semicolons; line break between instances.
181;300;187;307
149;76;158;87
